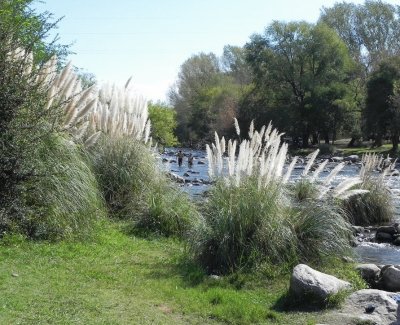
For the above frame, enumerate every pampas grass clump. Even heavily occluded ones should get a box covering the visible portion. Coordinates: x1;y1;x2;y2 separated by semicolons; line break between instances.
90;136;197;238
22;135;106;240
190;177;297;274
191;120;355;274
342;153;394;225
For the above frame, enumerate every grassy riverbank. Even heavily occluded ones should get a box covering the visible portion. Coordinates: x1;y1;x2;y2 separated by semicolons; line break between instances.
292;141;398;157
0;220;364;325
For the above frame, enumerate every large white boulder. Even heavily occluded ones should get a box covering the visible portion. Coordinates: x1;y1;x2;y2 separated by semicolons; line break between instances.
290;264;351;301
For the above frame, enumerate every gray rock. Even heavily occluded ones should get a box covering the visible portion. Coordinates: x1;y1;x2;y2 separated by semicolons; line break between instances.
344;154;360;162
290;264;351;302
381;265;400;292
393;237;400;246
167;172;185;183
324;289;398;325
331;156;344;162
377;226;398;235
197;160;205;165
356;264;381;286
376;231;394;242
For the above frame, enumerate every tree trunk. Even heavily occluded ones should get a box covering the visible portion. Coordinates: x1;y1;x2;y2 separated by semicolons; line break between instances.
302;134;309;148
312;133;319;145
391;134;399;152
347;137;356;147
374;135;383;147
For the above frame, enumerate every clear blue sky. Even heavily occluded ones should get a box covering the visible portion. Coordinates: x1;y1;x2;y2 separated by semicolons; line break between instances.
34;0;399;102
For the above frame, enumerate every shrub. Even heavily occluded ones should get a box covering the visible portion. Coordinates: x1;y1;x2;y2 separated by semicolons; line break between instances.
90;136;198;238
343;153;394;226
19;135;105;240
192;121;354;274
343;180;393;226
291;203;351;262
190;177;297;274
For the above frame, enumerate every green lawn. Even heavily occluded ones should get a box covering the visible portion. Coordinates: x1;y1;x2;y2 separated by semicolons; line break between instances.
0;221;331;325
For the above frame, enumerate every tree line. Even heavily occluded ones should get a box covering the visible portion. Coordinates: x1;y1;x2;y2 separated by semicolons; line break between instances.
169;0;400;150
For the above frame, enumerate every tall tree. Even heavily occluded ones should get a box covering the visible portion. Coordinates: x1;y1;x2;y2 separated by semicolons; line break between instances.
365;56;400;150
169;52;221;143
320;0;400;72
244;21;354;146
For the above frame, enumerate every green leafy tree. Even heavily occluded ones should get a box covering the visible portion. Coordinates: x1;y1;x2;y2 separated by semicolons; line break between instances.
244;21;354;146
170;51;249;144
320;0;400;72
148;102;178;147
365;56;400;150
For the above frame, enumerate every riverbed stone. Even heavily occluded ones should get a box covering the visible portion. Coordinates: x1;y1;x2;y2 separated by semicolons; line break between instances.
323;289;398;325
290;264;351;302
356;264;381;286
393;237;400;246
376;231;394;242
344;154;360;162
381;265;400;292
377;226;398;236
331;156;344;162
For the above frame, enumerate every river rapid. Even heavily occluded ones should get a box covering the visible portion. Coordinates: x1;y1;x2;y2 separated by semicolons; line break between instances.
159;148;400;265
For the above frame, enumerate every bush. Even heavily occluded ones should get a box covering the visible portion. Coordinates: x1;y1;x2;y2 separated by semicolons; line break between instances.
90;136;198;237
291;202;351;262
343;153;394;226
343;179;393;226
192;122;353;274
19;135;105;240
190;177;297;274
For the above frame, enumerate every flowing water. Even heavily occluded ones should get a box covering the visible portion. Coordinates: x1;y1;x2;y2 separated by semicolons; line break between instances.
159;148;400;265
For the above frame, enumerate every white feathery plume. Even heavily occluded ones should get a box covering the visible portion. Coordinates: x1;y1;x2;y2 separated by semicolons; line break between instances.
125;76;133;89
234;118;240;136
206;144;214;178
248;120;254;139
332;178;363;198
283;156;298;183
337;189;370;200
144;120;151;144
84;131;102;148
220;136;226;154
76;98;97;120
310;159;329;182
323;162;345;186
302;149;319;177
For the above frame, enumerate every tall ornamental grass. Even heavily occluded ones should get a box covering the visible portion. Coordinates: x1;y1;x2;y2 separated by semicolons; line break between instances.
191;120;355;274
342;153;394;226
20;135;105;240
90;136;198;238
190;177;296;274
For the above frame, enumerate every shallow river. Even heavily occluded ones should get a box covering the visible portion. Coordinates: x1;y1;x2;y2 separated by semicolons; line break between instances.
159;148;400;265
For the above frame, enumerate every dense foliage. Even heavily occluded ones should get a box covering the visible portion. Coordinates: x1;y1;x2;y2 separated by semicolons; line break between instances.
148;102;179;147
170;0;400;151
